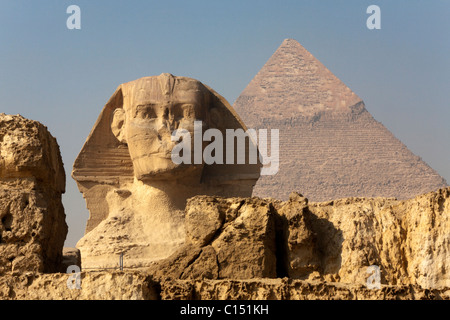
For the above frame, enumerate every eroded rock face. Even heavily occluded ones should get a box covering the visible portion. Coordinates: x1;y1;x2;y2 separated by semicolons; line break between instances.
148;196;277;281
159;279;450;300
0;114;67;273
280;188;450;289
277;192;320;279
147;188;449;290
61;248;81;272
0;271;159;300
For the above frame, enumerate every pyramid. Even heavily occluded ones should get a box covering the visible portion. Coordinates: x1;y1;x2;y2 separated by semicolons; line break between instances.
233;39;448;201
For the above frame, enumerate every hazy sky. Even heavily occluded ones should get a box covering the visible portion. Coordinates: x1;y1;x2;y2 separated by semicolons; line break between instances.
1;0;449;247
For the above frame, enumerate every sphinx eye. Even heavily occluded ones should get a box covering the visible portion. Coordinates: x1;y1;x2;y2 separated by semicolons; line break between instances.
135;104;157;120
181;104;195;119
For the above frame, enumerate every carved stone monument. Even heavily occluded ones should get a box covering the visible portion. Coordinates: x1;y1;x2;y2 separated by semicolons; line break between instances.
73;74;260;269
233;39;447;201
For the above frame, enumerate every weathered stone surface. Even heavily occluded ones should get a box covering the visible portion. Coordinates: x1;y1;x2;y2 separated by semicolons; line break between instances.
211;198;277;279
233;38;448;201
61;247;81;272
282;187;450;289
147;196;277;281
0;114;67;273
148;187;449;292
185;197;225;247
0;114;65;189
0;186;448;300
0;271;159;300
159;278;450;300
400;188;450;288
1;272;447;300
147;244;203;281
181;245;219;280
277;192;320;279
73;74;260;269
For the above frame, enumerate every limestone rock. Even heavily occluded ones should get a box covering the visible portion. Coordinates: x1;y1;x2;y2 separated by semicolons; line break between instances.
181;246;219;280
401;188;450;288
0;114;65;189
148;196;277;281
159;278;449;300
149;244;220;281
1;271;447;300
211;198;277;279
149;187;449;291
0;186;448;300
147;244;203;281
0;271;159;300
0;114;67;273
61;247;81;272
185;197;225;247
283;187;450;289
277;192;320;279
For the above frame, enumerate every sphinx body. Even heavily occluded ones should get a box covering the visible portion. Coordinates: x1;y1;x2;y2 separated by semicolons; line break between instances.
72;74;260;269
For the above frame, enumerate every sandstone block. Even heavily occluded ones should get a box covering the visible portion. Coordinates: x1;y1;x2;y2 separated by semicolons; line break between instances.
148;196;277;281
185;197;225;247
0;271;159;300
0;114;67;273
277;192;320;278
159;278;449;300
284;187;450;289
211;198;277;279
61;247;82;272
233;38;448;202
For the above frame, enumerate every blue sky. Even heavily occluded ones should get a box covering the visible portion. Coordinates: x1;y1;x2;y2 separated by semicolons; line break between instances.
1;0;449;246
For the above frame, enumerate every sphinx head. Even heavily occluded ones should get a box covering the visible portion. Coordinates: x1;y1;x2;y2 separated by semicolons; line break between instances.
72;74;261;233
110;74;214;181
73;73;260;192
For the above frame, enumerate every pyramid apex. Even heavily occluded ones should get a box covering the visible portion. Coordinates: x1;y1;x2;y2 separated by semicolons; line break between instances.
234;38;362;121
281;38;301;45
277;38;311;56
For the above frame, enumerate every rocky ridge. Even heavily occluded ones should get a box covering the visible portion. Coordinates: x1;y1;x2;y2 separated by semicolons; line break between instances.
0;186;448;299
146;187;450;291
1;272;448;300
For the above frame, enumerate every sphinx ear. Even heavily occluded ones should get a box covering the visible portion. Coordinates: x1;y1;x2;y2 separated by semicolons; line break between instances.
111;108;127;144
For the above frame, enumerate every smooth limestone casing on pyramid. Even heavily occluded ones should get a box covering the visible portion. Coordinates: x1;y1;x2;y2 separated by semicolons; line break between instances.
233;39;447;201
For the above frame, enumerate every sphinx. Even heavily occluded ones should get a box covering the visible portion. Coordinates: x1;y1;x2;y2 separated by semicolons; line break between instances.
72;74;261;269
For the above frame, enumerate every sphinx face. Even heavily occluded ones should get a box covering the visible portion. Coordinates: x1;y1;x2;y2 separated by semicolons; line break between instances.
112;75;210;181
